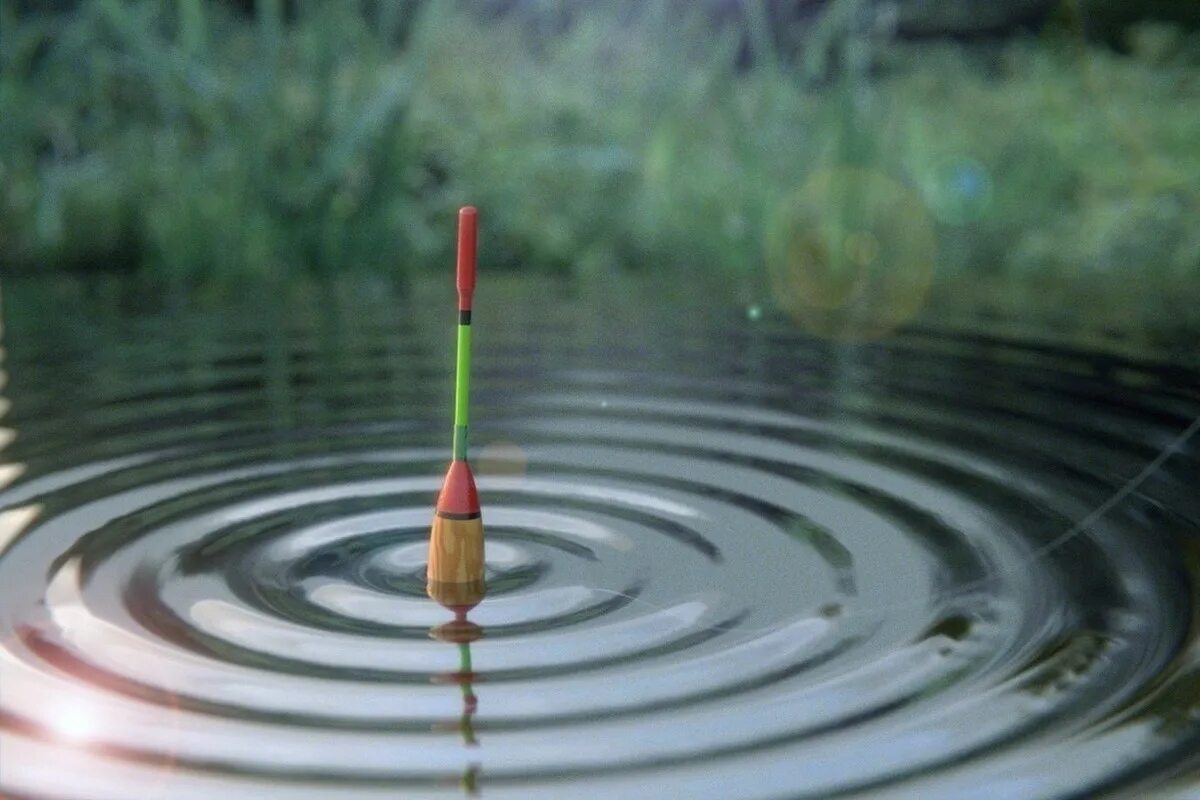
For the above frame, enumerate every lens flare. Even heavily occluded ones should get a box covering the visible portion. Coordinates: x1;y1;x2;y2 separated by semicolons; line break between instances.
765;168;937;340
477;439;528;478
920;156;994;224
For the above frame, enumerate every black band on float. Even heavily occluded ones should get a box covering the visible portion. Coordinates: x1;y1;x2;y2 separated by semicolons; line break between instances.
436;510;482;520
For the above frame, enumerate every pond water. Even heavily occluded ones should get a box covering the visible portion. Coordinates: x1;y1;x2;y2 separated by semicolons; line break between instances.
0;274;1198;799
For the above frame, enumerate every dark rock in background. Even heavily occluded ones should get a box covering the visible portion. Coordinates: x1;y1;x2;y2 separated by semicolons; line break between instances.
889;0;1055;37
814;0;1200;41
1073;0;1200;49
11;1;1199;45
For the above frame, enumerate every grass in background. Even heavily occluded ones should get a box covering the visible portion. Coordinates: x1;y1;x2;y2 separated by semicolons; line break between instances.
1;0;439;280
1;0;1198;334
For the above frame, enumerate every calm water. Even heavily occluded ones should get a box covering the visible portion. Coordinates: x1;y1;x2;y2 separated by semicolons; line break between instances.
0;275;1198;799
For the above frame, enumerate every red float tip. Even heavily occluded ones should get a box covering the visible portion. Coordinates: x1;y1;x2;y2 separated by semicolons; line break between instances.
457;207;477;311
436;460;480;516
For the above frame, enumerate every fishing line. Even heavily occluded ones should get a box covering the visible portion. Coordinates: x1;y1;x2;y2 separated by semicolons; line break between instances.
576;411;1200;635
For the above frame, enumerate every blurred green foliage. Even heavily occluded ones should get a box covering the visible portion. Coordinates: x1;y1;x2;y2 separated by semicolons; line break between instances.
1;0;442;279
1;0;1198;321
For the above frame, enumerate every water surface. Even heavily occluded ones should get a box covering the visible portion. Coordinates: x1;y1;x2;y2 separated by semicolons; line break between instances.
0;275;1198;799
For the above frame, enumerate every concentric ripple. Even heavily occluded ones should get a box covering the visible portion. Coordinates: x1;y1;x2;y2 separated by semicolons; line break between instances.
0;276;1198;799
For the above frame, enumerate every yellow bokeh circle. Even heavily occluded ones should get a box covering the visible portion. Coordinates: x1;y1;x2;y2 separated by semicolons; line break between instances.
476;440;528;478
765;168;937;340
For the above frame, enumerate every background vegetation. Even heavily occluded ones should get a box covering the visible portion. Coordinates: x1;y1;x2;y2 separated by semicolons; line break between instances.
1;0;1198;332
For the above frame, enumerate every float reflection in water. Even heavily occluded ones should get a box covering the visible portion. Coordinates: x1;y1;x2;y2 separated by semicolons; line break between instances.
431;616;483;797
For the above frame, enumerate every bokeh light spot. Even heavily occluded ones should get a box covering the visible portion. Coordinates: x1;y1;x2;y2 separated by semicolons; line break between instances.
765;168;937;340
477;440;528;478
921;156;994;224
844;231;881;267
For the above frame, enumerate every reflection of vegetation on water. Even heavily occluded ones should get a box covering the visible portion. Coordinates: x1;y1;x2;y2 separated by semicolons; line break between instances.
1;1;1198;332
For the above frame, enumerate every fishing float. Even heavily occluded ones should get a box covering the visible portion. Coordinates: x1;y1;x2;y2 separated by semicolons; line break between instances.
428;206;486;614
